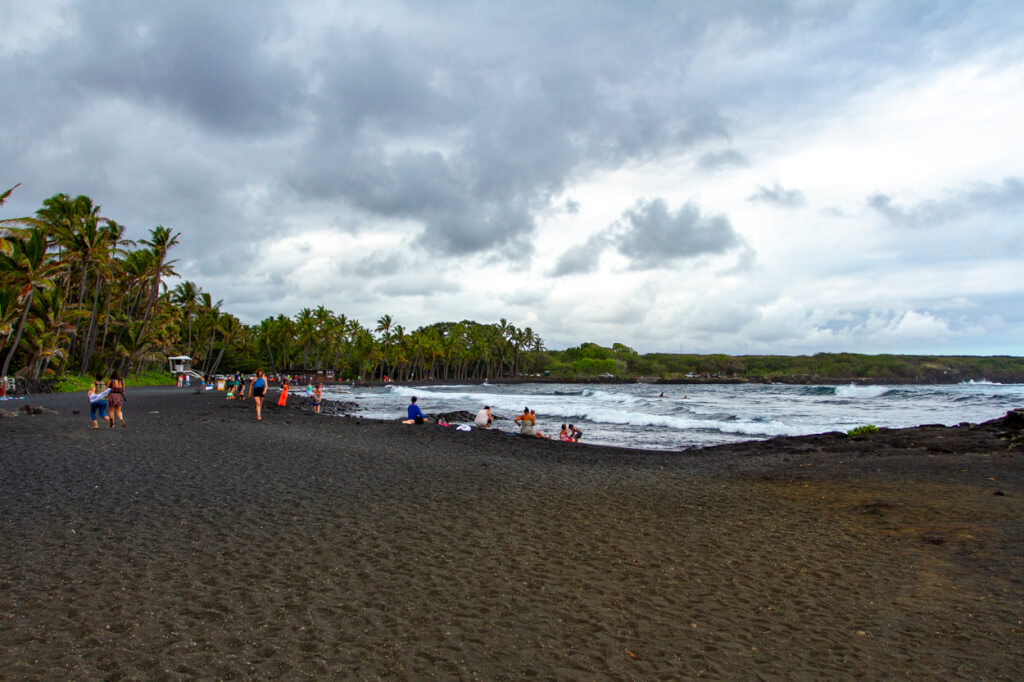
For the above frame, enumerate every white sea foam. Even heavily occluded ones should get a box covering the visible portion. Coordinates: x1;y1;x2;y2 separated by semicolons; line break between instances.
834;384;890;399
322;381;1024;450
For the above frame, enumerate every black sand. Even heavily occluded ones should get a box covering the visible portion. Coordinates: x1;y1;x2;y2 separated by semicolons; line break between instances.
2;387;1022;679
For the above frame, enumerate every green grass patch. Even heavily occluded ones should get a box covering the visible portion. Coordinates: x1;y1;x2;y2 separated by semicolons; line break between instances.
847;424;879;436
53;370;175;393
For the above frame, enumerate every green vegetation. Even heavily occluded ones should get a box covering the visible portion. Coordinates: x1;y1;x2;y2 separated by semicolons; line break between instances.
3;187;1022;388
560;348;1024;383
0;188;547;384
847;425;879;436
53;370;176;393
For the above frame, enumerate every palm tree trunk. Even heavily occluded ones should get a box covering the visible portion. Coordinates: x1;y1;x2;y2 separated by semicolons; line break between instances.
62;265;89;373
210;346;226;376
79;277;103;373
1;291;34;378
265;338;277;374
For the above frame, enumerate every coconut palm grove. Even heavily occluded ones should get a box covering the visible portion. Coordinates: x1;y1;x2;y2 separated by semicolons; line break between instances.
0;188;551;385
4;186;1024;387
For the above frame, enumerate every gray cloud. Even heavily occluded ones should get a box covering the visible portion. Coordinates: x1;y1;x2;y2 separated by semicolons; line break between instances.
351;252;406;278
2;1;1022;354
697;149;750;172
276;6;739;258
868;177;1024;228
747;182;807;208
613;198;743;268
552;197;745;275
374;277;461;297
69;2;300;135
5;0;1011;268
550;233;612;277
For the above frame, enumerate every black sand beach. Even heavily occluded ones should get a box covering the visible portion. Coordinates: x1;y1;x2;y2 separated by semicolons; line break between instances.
2;387;1022;679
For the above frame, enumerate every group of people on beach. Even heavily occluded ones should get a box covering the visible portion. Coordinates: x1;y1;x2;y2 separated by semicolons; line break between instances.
169;371;579;442
404;398;583;442
231;370;323;421
511;407;581;441
86;370;127;429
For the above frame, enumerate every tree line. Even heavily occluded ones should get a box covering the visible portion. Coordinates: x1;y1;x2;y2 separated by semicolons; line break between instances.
5;187;1021;385
1;188;546;382
554;343;1024;383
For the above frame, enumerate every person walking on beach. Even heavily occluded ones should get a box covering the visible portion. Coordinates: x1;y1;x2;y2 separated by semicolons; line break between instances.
106;369;127;427
277;380;290;407
474;405;494;428
88;373;111;430
407;396;426;424
249;369;267;420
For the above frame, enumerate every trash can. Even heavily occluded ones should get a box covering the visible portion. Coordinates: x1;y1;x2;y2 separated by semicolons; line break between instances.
216;379;226;391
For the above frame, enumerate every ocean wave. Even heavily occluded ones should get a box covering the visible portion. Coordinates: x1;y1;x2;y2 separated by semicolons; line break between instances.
580;388;644;405
562;407;806;437
384;385;485;402
802;386;839;396
833;384;891;399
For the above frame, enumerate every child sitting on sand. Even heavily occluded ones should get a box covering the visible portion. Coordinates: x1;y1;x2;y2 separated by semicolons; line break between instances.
310;383;323;414
559;424;570;441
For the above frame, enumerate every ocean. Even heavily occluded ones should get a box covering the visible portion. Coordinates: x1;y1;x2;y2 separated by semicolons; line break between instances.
320;381;1024;451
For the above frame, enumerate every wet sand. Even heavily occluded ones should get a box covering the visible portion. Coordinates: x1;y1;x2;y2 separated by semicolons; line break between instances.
2;387;1022;679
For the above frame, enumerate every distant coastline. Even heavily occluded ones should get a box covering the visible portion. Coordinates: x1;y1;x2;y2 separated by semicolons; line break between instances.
347;373;1024;388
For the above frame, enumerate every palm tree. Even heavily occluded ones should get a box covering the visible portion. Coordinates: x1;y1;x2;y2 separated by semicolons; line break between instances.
294;307;317;369
207;314;242;376
0;183;27;255
375;314;394;379
0;285;19;339
389;324;407;379
311;305;333;369
496;318;514;377
193;293;224;372
171;280;201;356
135;225;180;348
32;194;113;372
23;285;74;379
0;228;57;378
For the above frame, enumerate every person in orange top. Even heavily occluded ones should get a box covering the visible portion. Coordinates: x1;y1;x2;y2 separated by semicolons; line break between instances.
277;380;290;407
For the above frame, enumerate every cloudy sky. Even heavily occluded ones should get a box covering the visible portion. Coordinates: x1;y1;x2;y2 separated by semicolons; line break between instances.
3;1;1023;354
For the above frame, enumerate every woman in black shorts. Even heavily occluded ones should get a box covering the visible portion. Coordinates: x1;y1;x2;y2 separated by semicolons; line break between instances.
249;369;268;420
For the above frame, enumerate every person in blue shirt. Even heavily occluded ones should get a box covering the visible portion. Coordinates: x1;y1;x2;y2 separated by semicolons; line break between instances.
249;369;268;421
407;396;426;424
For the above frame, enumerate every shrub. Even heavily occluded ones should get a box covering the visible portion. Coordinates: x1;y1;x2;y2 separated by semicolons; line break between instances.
847;424;879;436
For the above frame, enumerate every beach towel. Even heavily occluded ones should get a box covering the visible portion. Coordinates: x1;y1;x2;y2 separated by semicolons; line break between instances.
89;389;111;403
